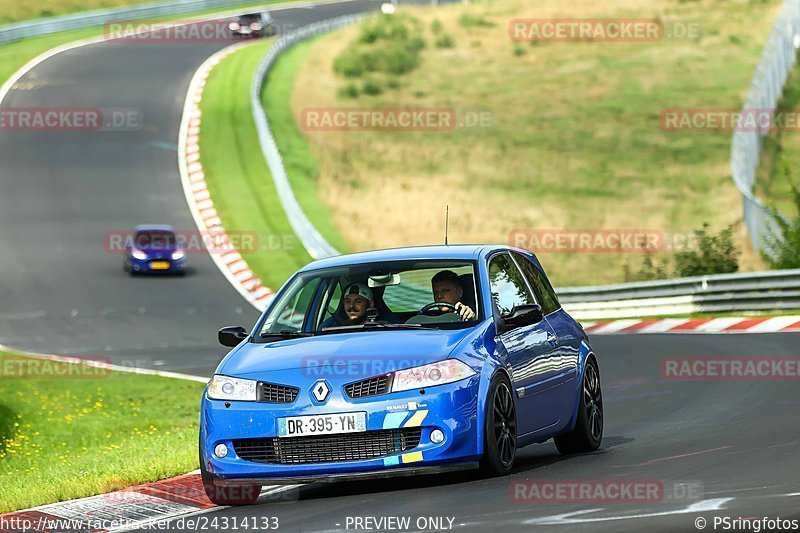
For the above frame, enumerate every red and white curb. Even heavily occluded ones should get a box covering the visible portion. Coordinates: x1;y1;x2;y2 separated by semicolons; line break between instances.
0;472;296;532
178;43;275;313
0;473;212;533
582;316;800;335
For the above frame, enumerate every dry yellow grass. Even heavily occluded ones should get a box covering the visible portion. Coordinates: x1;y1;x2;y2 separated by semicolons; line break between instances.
291;0;780;285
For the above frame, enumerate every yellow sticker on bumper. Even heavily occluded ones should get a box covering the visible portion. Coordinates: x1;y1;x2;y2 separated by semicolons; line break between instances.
401;451;423;464
403;410;428;428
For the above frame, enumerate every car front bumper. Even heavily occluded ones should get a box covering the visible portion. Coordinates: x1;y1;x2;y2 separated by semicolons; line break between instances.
128;256;186;274
200;373;481;481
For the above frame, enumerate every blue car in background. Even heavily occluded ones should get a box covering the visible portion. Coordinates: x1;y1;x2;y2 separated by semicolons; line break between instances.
124;224;187;275
200;245;602;505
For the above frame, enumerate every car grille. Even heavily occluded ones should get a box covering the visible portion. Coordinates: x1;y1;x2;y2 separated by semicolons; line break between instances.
344;375;392;399
233;428;422;464
257;382;299;404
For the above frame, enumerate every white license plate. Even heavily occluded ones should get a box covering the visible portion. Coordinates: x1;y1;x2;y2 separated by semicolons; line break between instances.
278;412;366;438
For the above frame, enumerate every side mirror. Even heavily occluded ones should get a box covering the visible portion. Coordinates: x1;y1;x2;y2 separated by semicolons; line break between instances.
498;304;544;334
219;326;248;347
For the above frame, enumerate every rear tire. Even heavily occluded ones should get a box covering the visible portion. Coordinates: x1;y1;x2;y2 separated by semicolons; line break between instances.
479;373;517;476
199;439;260;505
554;357;603;454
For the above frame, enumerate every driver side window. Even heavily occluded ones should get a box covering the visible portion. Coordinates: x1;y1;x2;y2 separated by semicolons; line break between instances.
488;254;534;315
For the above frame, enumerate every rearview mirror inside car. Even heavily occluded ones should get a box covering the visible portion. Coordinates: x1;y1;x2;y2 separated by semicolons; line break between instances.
368;273;400;287
218;326;248;347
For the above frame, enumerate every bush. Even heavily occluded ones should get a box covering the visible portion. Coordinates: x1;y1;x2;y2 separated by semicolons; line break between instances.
435;34;455;49
333;52;366;78
624;254;670;282
762;160;800;268
337;83;360;99
674;223;739;277
458;14;494;28
334;14;426;79
362;79;383;96
431;19;443;34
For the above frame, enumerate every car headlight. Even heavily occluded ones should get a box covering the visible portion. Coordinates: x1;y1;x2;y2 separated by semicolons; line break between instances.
131;248;147;260
391;359;476;392
229;22;240;30
207;375;258;401
172;250;185;260
250;23;262;30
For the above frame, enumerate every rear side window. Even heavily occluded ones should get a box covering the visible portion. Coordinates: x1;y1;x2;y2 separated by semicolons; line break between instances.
487;253;534;315
513;252;560;315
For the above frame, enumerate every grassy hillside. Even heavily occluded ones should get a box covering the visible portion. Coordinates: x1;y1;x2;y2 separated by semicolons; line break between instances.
290;0;782;286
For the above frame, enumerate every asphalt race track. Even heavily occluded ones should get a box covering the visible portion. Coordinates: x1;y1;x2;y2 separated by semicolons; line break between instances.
1;0;799;531
0;0;382;376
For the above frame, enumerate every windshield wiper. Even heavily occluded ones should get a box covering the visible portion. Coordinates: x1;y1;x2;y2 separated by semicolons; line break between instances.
260;330;316;339
318;323;436;334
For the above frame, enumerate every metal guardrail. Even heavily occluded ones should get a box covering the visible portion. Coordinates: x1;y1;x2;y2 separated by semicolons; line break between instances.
251;15;364;260
557;269;800;319
0;0;270;46
731;0;800;254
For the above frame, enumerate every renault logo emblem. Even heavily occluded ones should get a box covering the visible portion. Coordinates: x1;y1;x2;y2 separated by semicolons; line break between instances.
311;380;330;402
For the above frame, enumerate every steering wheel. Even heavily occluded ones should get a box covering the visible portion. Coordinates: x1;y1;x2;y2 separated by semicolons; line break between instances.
420;302;457;316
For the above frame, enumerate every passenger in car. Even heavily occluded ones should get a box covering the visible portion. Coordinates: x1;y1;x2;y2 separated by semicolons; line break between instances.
320;283;374;328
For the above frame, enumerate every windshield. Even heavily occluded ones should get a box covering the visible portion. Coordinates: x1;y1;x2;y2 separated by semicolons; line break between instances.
134;230;177;249
256;260;481;339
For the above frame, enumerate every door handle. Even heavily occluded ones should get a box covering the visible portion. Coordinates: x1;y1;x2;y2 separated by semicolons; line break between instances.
546;333;558;346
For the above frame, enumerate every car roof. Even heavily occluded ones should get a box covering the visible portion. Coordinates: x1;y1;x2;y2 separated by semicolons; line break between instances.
299;244;521;272
134;224;174;232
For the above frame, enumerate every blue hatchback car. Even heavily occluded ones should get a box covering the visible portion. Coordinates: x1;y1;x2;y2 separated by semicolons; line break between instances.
123;225;187;275
200;245;602;505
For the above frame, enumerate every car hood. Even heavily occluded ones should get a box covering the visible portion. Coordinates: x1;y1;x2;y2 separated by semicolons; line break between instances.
138;245;179;254
218;328;476;377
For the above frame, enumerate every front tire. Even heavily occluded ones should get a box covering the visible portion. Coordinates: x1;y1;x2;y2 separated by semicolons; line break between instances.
199;441;260;505
554;357;603;454
480;373;517;476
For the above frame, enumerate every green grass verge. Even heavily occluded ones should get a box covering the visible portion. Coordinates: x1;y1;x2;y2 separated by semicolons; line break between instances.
199;41;314;289
261;38;349;254
0;350;204;513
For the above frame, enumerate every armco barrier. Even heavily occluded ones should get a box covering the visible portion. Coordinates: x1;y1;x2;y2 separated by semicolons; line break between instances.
558;269;800;319
250;15;364;260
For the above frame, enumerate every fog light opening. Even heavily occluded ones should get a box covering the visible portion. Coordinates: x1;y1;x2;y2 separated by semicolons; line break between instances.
214;443;228;458
430;429;444;444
